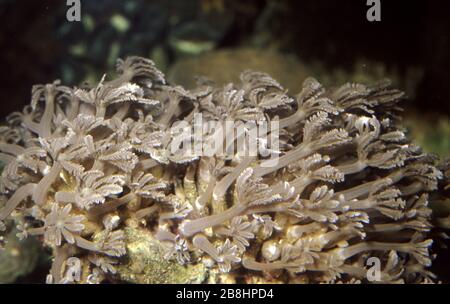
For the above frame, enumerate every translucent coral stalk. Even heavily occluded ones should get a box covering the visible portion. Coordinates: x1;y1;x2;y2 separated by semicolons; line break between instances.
253;143;312;177
65;96;80;121
336;160;367;175
180;204;247;237
0;143;25;156
335;240;432;266
278;109;306;129
367;221;430;233
287;223;324;239
154;229;176;242
88;192;136;216
74;235;101;252
141;158;158;170
0;153;15;164
135;204;159;220
399;181;424;196
192;234;220;261
55;191;77;204
95;105;107;119
0;183;36;220
344;197;378;210
242;257;300;271
113;103;130;120
195;175;216;211
32;162;63;205
336;169;406;201
157;96;179;127
49;245;72;283
212;156;255;201
39;88;55;138
290;176;313;195
22;117;41;135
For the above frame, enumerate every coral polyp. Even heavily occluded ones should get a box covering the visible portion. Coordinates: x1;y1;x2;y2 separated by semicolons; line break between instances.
0;56;443;283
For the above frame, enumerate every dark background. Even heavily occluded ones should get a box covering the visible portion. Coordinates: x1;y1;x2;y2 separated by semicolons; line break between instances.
0;0;449;117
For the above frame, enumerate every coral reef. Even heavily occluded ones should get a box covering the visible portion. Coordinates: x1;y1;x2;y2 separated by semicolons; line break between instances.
0;56;444;283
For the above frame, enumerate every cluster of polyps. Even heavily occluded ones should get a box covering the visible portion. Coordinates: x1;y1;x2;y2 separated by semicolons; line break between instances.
169;112;281;160
0;56;443;283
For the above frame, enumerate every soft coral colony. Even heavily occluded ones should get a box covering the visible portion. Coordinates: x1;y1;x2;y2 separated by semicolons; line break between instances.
0;56;444;283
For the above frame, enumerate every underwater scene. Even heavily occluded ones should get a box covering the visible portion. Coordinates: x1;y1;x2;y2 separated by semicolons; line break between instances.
0;0;449;285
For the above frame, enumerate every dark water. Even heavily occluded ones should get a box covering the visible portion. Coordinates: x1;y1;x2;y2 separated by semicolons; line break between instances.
0;0;449;117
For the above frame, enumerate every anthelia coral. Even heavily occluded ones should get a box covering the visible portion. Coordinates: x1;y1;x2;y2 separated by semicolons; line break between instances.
0;56;443;284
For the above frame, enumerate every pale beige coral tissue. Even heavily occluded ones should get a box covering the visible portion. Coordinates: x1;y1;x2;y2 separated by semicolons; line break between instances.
0;56;446;284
